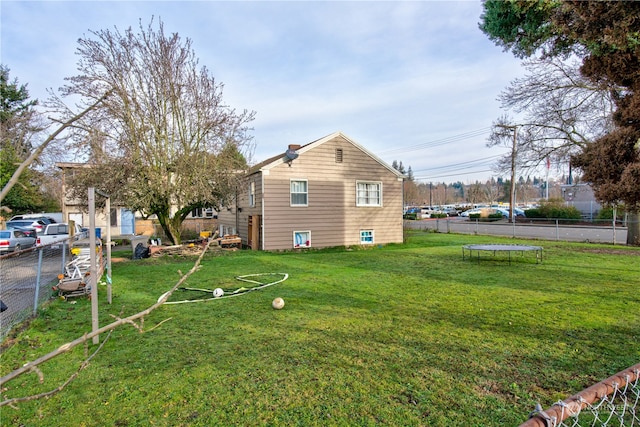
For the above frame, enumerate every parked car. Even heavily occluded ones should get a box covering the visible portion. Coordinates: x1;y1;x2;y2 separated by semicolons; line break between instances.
9;214;57;224
5;219;48;233
403;207;421;220
0;229;37;253
37;222;85;247
494;208;526;218
460;208;484;217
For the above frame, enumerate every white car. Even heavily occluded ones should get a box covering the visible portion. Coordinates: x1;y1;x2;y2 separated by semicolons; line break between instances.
460;208;484;217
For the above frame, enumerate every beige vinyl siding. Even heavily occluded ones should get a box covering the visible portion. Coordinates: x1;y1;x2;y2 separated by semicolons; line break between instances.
262;135;403;250
217;174;263;246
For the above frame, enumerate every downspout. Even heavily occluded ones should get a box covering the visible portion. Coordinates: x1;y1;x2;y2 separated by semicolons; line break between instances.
401;176;406;242
261;172;265;250
234;188;239;237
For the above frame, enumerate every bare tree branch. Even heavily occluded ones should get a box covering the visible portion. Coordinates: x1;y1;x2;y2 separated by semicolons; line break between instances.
488;57;616;178
0;91;111;203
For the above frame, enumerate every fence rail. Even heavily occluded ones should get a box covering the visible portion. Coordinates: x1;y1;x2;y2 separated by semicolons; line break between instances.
520;363;640;427
0;243;72;341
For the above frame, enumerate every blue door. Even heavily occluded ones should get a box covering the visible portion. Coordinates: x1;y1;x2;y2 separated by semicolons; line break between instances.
120;209;135;235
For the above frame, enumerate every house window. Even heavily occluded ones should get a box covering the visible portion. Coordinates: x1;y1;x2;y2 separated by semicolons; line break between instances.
191;208;217;218
110;208;118;227
356;181;382;206
335;148;343;163
220;225;236;236
360;230;374;244
249;181;255;207
294;231;311;248
290;180;308;206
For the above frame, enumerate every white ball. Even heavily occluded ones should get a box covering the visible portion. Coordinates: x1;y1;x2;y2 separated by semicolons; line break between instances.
213;288;224;298
272;297;285;310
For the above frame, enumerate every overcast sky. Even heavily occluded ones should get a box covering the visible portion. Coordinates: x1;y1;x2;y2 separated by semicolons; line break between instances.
1;0;528;183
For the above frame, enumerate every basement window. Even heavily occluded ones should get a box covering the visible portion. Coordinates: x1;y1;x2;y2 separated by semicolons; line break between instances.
293;231;311;248
360;230;374;244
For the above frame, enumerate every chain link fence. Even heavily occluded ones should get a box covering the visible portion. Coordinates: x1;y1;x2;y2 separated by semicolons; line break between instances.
520;363;640;427
0;243;72;341
406;217;632;245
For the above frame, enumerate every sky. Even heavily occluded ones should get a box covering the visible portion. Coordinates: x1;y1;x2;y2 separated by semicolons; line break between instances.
1;0;528;184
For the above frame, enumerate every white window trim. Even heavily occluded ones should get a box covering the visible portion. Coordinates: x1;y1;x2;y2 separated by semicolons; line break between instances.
360;229;374;245
290;179;309;207
356;181;382;207
293;230;311;248
249;181;256;207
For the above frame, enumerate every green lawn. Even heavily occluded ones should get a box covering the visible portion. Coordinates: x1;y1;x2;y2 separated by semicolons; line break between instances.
2;231;639;426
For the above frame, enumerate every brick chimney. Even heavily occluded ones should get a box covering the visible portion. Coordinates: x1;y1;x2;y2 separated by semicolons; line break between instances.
288;144;301;151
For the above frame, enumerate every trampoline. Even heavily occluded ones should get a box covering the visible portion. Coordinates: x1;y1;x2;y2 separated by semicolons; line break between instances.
462;244;543;264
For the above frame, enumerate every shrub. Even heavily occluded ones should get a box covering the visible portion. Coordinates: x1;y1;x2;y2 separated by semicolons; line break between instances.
525;199;581;221
180;229;201;241
596;206;625;221
523;208;543;218
469;213;503;221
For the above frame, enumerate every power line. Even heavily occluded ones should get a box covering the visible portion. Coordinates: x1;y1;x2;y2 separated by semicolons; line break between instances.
409;154;503;181
377;127;492;156
411;154;501;173
415;168;496;181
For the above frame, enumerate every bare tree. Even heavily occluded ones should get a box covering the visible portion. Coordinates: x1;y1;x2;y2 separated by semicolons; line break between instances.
466;182;485;206
61;18;255;244
487;57;616;176
403;180;420;206
484;179;503;205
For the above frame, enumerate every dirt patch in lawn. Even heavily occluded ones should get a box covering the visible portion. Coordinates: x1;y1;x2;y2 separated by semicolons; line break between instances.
573;248;640;256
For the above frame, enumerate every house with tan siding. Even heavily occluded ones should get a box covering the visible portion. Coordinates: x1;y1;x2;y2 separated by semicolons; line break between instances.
217;132;406;251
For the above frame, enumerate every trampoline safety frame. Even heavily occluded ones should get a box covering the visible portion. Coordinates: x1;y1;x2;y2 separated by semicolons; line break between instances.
462;244;543;265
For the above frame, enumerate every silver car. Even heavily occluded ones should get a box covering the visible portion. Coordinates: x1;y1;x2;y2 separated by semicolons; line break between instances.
6;219;48;233
0;229;37;253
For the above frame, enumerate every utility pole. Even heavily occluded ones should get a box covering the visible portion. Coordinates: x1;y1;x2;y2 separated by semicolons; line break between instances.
497;125;518;223
429;182;432;208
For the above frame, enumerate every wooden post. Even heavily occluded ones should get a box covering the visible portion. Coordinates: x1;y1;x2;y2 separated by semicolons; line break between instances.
105;196;112;303
89;187;99;344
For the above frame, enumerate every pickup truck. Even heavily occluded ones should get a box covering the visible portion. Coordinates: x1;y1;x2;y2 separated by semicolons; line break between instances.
36;223;85;247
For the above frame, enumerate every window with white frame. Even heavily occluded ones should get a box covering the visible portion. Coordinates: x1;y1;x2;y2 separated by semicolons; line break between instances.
191;207;217;218
293;231;311;248
356;181;382;206
360;230;374;244
290;180;308;206
249;181;256;207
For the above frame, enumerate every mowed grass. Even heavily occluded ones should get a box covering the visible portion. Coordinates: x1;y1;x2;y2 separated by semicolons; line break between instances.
1;231;639;426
